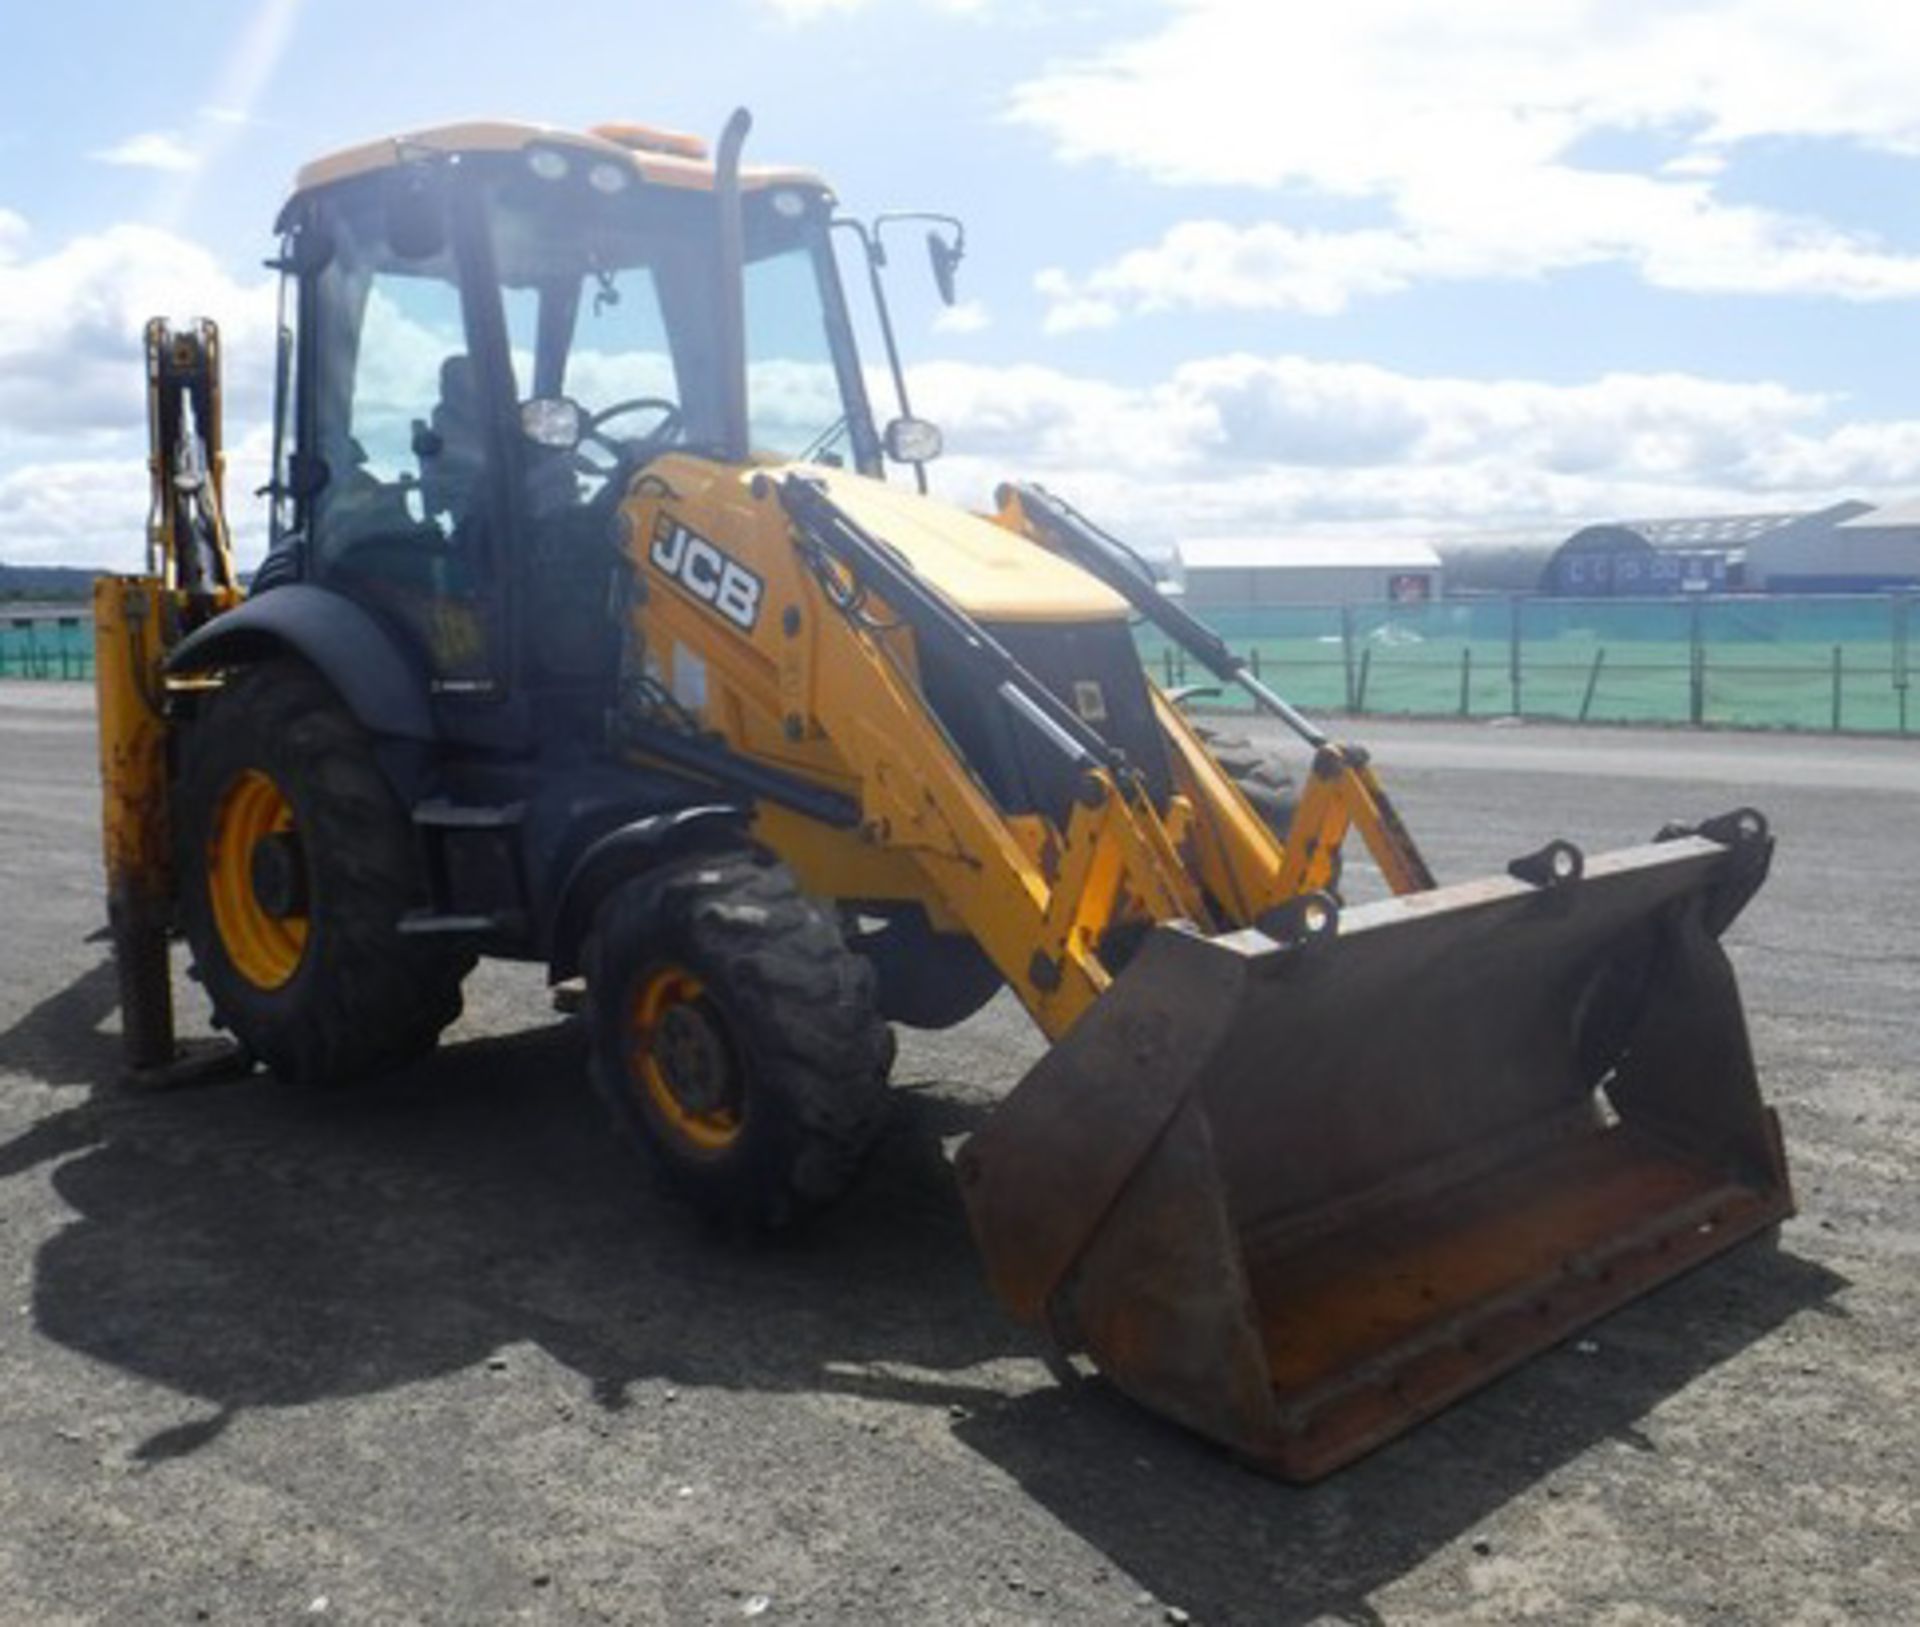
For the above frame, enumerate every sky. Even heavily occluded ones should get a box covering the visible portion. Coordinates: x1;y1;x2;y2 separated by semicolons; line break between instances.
10;0;1920;568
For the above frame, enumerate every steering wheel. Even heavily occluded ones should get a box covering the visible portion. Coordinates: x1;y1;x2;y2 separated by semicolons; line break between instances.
576;396;684;476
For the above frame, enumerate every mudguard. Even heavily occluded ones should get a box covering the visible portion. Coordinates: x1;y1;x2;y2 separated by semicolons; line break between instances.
545;805;751;981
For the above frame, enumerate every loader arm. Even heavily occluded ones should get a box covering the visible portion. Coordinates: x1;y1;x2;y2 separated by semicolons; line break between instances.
621;465;1222;1040
996;480;1439;899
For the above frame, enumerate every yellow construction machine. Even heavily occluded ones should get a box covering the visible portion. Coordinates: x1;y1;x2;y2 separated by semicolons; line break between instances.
95;112;1792;1479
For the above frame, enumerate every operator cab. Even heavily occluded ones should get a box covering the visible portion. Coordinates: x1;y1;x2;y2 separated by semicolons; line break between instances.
260;122;883;741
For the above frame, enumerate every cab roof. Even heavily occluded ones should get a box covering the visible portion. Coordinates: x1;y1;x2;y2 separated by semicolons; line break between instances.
292;119;829;200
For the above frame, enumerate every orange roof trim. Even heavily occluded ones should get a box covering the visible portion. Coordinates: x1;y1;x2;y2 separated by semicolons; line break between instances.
590;122;709;160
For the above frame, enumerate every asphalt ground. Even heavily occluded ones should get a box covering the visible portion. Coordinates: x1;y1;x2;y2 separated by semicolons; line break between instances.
1;681;1914;1625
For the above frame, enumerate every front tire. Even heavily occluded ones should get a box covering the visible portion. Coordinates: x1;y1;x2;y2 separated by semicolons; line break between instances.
585;853;894;1231
1191;721;1299;836
174;660;470;1086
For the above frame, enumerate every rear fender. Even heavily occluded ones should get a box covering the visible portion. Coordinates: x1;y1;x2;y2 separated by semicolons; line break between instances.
546;806;751;982
166;584;433;742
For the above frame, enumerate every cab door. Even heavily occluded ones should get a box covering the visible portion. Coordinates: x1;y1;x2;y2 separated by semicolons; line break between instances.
297;168;513;702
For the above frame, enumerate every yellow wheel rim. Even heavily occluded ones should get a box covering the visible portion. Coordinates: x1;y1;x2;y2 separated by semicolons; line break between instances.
207;768;309;991
628;966;743;1152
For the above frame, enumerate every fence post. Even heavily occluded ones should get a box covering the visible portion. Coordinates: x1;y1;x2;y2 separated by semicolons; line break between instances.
1250;646;1261;680
1896;593;1911;735
1355;647;1373;714
1831;644;1843;733
1508;598;1522;716
1688;600;1705;727
1458;646;1472;717
1340;605;1357;712
1579;647;1608;723
1162;646;1175;688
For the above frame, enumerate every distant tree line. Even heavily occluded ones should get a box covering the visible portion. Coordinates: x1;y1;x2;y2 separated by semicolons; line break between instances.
0;564;96;603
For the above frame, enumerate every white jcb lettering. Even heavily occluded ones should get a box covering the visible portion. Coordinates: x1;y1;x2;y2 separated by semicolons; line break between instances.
650;522;687;573
715;563;762;629
681;537;725;598
649;521;764;632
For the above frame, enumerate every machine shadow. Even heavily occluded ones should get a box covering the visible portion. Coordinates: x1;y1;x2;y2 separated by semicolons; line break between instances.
12;964;1032;1457
7;962;1843;1623
953;1239;1843;1626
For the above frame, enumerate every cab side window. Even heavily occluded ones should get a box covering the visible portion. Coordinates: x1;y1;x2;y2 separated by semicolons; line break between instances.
308;176;495;682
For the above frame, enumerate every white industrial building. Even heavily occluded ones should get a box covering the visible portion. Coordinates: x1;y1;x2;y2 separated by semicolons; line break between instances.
1747;499;1920;591
1177;536;1444;609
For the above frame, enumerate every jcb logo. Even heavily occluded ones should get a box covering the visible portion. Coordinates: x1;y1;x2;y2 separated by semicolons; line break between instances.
650;519;764;632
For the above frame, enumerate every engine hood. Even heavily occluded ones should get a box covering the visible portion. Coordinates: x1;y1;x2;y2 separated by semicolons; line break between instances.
808;469;1129;625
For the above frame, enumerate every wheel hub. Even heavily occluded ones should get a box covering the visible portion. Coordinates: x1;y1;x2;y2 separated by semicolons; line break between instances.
208;768;310;991
629;966;743;1151
653;1002;730;1115
249;830;309;919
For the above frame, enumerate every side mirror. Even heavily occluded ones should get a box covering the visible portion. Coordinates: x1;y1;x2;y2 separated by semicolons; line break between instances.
520;398;586;451
927;231;963;306
884;416;943;465
385;171;448;263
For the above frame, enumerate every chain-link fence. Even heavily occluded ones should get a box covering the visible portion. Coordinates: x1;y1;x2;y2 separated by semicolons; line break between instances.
1138;593;1917;735
0;612;92;681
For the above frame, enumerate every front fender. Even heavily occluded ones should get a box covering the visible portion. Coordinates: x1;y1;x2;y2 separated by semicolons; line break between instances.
546;805;750;982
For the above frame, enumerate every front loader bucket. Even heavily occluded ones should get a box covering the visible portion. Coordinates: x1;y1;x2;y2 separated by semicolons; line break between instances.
957;817;1792;1481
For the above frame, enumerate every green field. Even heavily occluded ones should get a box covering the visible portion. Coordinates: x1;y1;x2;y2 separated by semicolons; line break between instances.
9;593;1915;735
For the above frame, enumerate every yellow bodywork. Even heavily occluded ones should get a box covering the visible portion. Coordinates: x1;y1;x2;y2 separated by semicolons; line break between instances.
613;456;1425;1042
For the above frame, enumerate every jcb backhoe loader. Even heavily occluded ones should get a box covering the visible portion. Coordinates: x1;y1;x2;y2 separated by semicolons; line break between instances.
95;112;1792;1479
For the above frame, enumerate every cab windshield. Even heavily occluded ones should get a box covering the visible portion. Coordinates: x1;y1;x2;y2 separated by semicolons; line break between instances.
483;152;878;474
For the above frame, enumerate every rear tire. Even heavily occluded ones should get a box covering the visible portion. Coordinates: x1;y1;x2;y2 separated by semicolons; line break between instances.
585;853;894;1231
174;660;470;1087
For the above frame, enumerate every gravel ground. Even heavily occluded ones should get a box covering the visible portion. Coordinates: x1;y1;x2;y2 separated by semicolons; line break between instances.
0;681;1914;1625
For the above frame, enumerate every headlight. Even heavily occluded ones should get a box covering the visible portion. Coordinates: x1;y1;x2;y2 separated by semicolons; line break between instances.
520;397;584;450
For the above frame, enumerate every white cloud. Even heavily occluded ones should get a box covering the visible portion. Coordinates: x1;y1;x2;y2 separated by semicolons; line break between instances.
0;220;277;447
0;218;277;568
932;297;992;335
1014;0;1920;320
910;351;1920;548
90;132;201;173
759;0;866;14
0;426;271;571
1039;196;1920;326
0;458;150;569
759;0;985;18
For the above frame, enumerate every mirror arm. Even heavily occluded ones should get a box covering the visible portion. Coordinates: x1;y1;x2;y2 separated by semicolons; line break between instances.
833;215;925;493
